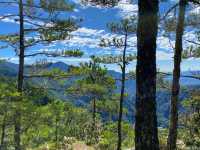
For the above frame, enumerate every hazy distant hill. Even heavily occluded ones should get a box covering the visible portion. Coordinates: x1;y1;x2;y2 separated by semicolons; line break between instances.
0;61;200;126
0;61;18;76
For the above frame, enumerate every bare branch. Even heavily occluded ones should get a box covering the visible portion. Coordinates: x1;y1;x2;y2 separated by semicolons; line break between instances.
0;14;18;20
158;72;200;80
185;39;200;46
24;74;72;79
160;2;179;21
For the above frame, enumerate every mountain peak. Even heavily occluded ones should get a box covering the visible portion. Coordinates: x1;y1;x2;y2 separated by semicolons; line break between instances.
48;61;69;71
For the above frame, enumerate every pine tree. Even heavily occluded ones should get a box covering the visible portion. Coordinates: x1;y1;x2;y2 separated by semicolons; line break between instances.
162;1;200;148
0;77;20;149
67;58;115;144
14;1;24;149
98;17;137;150
181;90;200;148
167;0;187;149
135;0;160;149
0;1;82;149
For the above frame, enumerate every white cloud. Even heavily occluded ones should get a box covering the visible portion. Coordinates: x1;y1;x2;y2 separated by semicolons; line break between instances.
0;14;52;27
115;1;138;17
190;5;200;14
0;17;18;24
0;56;19;63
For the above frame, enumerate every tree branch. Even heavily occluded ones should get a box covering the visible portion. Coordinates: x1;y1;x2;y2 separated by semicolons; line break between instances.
0;14;18;20
160;2;179;21
188;0;200;5
24;74;72;79
158;72;200;80
185;39;200;46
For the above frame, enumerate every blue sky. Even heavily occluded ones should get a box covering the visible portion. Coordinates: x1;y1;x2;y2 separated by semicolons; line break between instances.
0;0;200;72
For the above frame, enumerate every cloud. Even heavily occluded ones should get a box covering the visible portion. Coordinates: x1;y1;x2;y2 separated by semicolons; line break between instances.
0;56;19;63
190;5;200;14
30;26;176;61
0;14;53;27
0;15;18;24
1;1;200;73
115;1;138;18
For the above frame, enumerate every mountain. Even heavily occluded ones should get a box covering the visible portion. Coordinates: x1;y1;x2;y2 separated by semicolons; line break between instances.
0;61;18;76
45;62;70;71
0;61;200;127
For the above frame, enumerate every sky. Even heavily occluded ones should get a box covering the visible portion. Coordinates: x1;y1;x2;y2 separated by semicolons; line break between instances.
0;0;200;72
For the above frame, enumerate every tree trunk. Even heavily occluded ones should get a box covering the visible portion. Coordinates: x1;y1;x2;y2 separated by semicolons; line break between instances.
14;0;25;149
167;1;186;149
135;0;159;149
0;115;6;149
92;98;96;128
55;115;59;150
117;32;128;150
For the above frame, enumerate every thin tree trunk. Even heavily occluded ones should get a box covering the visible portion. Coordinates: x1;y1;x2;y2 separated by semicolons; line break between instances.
167;1;186;149
135;0;160;149
0;115;6;149
92;98;96;128
117;32;128;150
17;0;25;93
92;98;97;143
55;115;59;150
14;0;25;149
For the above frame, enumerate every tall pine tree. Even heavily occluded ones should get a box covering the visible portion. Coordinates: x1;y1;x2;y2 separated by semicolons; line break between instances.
135;0;160;149
167;0;187;149
0;1;81;149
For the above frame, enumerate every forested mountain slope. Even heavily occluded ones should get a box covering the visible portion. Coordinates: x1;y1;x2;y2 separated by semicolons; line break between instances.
1;61;199;127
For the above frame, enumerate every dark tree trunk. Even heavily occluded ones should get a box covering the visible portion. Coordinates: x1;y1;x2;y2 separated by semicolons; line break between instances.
0;115;6;149
14;0;25;149
92;98;97;143
167;1;186;149
17;0;25;92
55;115;59;150
117;32;128;150
92;98;96;128
135;0;159;150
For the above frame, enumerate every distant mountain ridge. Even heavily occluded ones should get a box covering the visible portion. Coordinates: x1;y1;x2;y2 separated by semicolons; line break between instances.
0;61;18;76
1;61;200;86
0;61;200;126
